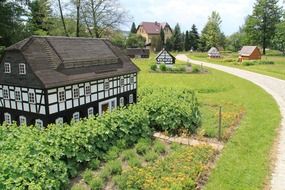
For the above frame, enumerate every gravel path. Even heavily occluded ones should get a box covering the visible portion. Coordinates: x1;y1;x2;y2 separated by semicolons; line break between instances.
176;54;285;190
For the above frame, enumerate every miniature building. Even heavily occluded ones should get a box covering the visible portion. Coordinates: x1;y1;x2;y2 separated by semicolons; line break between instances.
136;22;172;45
126;48;150;59
208;47;221;58
0;36;139;127
239;46;261;62
156;49;175;66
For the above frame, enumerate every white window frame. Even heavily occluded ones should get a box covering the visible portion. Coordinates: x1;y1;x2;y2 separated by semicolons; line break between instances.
88;107;94;117
73;112;80;122
4;113;11;124
15;90;21;101
35;119;43;127
19;63;26;75
120;77;124;87
19;116;27;126
85;84;91;96
104;80;109;91
3;88;9;99
58;89;65;102
98;97;117;115
73;87;79;99
4;63;11;73
129;94;134;104
130;76;134;84
28;92;35;104
120;97;124;107
56;117;64;125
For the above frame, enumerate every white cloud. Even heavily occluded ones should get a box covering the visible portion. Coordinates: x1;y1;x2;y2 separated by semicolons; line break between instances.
120;0;279;35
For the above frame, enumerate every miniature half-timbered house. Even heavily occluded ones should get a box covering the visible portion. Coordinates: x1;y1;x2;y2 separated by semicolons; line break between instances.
156;49;175;66
126;48;150;59
0;36;139;127
238;46;261;62
208;47;221;58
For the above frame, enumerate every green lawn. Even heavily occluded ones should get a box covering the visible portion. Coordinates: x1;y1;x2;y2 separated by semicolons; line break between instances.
135;55;280;190
187;51;285;80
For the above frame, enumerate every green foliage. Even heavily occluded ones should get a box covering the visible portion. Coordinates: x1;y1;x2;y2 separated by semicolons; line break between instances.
71;183;88;190
189;24;200;51
151;36;163;52
159;64;167;71
135;138;152;155
242;60;274;66
105;160;122;175
82;169;93;184
245;0;282;54
111;32;126;48
126;34;146;48
130;22;137;34
89;177;104;190
144;150;159;162
121;149;137;161
88;159;101;170
172;23;183;51
113;175;128;189
103;146;120;161
128;157;142;168
192;66;201;73
272;21;285;54
153;140;166;154
99;166;112;181
184;30;190;51
150;64;157;71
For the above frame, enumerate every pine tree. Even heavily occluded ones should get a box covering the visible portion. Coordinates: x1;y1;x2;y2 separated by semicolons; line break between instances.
172;23;183;51
184;30;190;51
189;24;199;50
130;22;137;33
245;0;282;54
160;28;165;45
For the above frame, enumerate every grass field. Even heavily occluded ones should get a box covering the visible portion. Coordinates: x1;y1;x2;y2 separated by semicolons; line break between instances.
186;51;285;80
134;55;280;190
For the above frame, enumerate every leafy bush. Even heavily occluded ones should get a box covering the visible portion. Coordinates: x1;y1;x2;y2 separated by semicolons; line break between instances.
259;60;274;65
135;138;152;155
242;61;255;66
144;150;159;162
159;64;167;71
153;140;166;154
113;175;128;190
82;169;93;184
88;159;101;170
89;177;104;190
121;149;137;161
128;157;142;168
192;66;201;73
242;60;274;66
150;64;157;71
99;166;112;181
103;146;120;161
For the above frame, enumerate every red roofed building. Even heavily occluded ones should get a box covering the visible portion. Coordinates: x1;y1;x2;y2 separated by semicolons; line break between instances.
136;22;172;45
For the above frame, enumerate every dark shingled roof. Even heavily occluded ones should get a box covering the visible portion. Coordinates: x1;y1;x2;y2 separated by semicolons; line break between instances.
137;22;172;34
5;36;139;88
126;48;150;57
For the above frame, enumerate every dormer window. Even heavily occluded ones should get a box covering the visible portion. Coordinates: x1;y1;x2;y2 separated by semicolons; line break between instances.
4;63;11;73
19;63;26;75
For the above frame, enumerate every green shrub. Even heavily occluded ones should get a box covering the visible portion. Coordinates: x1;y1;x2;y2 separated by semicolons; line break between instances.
153;140;166;154
150;64;157;71
113;175;128;190
159;64;167;71
122;149;136;161
128;157;142;168
89;177;104;190
259;60;274;65
99;166;111;181
144;150;158;162
82;169;93;184
71;183;88;190
192;66;201;73
106;160;122;175
135;138;152;155
242;61;255;66
103;146;120;161
88;159;101;170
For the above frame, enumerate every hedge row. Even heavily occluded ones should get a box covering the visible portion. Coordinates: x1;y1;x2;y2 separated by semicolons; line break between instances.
0;89;201;190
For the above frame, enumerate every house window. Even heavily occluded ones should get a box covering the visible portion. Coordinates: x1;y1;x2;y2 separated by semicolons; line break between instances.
15;90;21;101
85;84;91;96
129;94;133;104
88;107;94;116
73;112;80;122
73;87;79;99
3;89;9;99
19;116;27;126
4;63;11;73
56;117;64;125
4;113;11;124
28;92;35;104
104;80;109;91
130;76;134;84
120;77;124;87
35;119;43;127
58;90;65;102
120;97;124;107
19;63;26;75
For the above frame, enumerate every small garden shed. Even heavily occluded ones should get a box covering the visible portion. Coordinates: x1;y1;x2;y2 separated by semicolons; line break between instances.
239;46;261;62
208;47;220;58
156;49;175;66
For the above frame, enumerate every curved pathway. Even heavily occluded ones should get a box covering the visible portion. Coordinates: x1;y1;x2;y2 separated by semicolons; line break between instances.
176;54;285;190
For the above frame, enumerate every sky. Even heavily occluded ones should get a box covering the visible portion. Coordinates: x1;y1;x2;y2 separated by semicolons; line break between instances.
120;0;283;36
